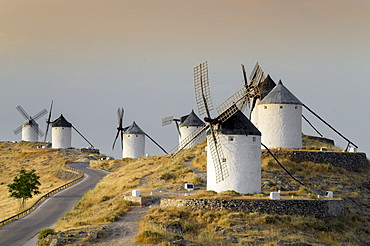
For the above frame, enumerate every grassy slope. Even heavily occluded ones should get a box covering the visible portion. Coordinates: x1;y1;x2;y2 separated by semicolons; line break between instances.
0;141;80;221
49;138;369;245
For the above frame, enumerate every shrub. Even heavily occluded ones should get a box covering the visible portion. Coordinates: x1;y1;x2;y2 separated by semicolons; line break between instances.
38;228;55;239
136;230;164;243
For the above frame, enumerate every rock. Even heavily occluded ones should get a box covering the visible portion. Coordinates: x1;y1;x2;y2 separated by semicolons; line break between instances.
226;235;238;243
49;238;75;246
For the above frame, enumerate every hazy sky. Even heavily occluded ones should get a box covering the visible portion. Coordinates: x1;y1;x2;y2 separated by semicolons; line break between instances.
1;0;369;158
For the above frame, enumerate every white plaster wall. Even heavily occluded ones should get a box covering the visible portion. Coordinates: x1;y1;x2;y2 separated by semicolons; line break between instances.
22;124;39;142
123;134;145;159
207;134;261;194
257;104;302;149
52;127;72;149
179;126;206;148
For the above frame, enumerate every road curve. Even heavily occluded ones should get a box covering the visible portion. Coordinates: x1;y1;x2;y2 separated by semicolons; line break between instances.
0;162;109;246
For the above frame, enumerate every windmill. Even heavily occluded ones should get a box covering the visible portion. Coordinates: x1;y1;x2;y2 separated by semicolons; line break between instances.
13;105;47;142
171;62;264;194
244;63;358;151
162;110;205;149
112;108;168;159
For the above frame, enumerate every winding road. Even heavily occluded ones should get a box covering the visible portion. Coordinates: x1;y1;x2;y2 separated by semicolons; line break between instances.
0;162;109;246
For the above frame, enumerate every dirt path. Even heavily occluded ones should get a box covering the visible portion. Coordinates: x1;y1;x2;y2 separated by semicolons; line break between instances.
182;157;207;186
91;206;150;246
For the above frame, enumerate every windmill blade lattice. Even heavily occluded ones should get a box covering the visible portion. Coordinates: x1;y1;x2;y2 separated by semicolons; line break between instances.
170;124;208;157
32;109;48;121
16;105;31;120
215;83;260;124
208;127;229;182
112;107;124;150
194;61;214;116
44;101;53;142
31;124;44;137
13;125;23;135
14;105;47;137
162;116;174;127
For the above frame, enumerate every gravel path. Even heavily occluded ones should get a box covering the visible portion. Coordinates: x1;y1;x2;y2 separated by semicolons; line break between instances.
91;206;150;246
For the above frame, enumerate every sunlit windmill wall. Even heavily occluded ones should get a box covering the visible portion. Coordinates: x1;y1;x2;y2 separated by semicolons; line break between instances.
122;122;146;159
52;115;72;149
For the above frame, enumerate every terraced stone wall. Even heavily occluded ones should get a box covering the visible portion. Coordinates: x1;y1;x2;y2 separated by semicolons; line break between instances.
161;198;344;218
262;150;367;171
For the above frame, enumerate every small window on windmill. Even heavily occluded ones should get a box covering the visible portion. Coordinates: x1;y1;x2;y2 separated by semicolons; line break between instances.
295;106;298;109
128;135;130;138
280;106;283;109
136;135;138;137
264;106;267;109
228;136;234;141
252;137;256;142
222;158;226;162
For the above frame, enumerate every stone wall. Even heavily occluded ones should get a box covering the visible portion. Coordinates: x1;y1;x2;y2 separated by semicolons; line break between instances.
161;198;344;219
123;195;161;206
262;150;367;171
55;169;81;181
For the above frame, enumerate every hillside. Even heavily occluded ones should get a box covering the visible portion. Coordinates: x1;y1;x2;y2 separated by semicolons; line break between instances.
39;138;370;246
0;141;83;221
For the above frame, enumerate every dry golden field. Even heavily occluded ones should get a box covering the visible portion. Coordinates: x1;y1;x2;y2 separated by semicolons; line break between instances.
48;136;370;245
0;141;80;221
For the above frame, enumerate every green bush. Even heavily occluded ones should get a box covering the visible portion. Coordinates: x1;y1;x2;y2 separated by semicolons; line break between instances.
38;228;55;239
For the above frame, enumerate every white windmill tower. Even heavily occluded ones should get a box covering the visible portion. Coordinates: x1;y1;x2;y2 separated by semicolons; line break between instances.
256;80;303;149
13;105;47;142
250;74;276;127
162;110;205;149
51;114;73;149
171;61;264;194
112;108;168;159
44;104;95;149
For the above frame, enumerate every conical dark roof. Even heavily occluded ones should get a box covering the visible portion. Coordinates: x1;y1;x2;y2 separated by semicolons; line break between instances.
259;74;276;100
181;110;204;127
259;80;302;105
52;114;72;127
124;121;145;135
214;110;261;136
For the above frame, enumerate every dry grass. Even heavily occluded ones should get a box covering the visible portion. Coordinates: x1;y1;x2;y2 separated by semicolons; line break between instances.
55;153;203;231
39;135;370;245
302;134;343;152
137;205;367;246
0;141;80;221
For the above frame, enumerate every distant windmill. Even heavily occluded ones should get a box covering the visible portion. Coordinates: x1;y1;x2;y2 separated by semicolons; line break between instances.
13;105;47;142
171;61;264;194
162;110;205;149
112;108;168;159
245;63;358;151
39;101;95;149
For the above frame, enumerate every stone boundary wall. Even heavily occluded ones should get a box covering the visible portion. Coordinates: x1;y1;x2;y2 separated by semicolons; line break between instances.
262;150;367;171
123;196;161;206
161;198;344;219
55;169;81;181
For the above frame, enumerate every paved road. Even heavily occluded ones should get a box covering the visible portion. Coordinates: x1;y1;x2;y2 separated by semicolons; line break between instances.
0;163;109;246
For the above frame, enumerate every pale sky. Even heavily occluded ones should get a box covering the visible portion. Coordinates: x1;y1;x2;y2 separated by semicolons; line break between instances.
1;0;369;158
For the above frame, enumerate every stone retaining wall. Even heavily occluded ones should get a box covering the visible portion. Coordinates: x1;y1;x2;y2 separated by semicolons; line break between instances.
123;196;161;206
262;150;367;171
161;198;344;219
55;169;81;181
